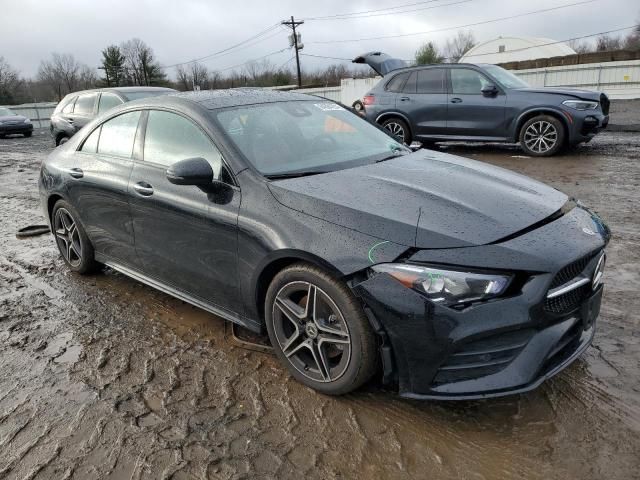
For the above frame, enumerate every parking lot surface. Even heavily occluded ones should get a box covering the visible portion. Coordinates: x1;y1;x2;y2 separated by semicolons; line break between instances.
0;130;639;479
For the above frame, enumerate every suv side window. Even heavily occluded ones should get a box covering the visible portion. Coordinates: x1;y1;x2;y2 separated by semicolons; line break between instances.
81;126;101;153
62;97;77;114
385;72;410;92
74;93;98;115
402;72;417;94
450;69;491;95
98;93;124;114
143;110;223;179
417;68;445;93
97;111;141;158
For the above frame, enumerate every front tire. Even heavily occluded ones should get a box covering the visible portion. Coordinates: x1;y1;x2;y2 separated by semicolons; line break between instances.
24;131;32;138
380;117;412;145
519;115;565;157
265;263;378;395
51;200;99;274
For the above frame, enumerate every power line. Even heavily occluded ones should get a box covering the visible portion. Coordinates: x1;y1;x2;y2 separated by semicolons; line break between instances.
305;0;472;21
302;25;638;63
308;0;601;44
215;48;289;73
304;0;450;20
161;23;282;69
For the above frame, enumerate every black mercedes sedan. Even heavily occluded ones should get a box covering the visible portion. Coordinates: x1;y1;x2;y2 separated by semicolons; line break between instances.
0;106;33;138
39;89;610;399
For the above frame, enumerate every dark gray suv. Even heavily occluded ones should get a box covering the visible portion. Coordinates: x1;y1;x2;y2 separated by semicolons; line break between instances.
356;52;609;156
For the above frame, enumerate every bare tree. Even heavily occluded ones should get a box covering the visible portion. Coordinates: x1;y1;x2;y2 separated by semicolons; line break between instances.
175;62;211;91
567;39;593;54
121;38;166;86
624;20;640;50
444;31;476;62
0;57;23;104
595;34;622;52
37;53;89;100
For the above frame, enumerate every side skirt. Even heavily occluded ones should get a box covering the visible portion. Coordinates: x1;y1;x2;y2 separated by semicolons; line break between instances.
98;255;262;333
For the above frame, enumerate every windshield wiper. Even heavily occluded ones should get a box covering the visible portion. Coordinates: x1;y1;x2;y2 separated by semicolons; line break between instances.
265;170;330;180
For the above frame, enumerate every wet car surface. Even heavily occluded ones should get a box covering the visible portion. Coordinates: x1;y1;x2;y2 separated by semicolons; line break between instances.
1;131;639;479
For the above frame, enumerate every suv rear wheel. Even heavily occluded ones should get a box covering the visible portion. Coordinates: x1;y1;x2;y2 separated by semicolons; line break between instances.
519;115;565;157
381;117;412;145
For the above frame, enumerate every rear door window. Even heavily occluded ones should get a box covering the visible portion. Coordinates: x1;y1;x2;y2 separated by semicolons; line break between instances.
62;97;77;114
402;72;417;94
74;93;98;115
98;93;124;114
385;72;409;92
97;111;141;158
417;68;445;93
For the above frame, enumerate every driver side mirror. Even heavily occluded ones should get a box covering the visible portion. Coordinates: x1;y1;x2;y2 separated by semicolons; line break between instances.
481;84;499;97
166;157;213;186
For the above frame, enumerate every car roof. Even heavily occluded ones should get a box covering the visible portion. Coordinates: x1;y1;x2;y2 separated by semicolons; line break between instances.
153;88;323;110
385;63;482;76
64;86;176;97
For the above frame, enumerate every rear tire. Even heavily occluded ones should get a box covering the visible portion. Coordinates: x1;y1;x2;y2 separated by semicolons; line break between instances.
380;117;412;145
24;132;32;138
51;200;100;274
265;263;378;395
519;115;565;157
56;135;69;146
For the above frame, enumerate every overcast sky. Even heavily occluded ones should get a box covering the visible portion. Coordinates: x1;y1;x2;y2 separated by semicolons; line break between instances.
3;0;639;79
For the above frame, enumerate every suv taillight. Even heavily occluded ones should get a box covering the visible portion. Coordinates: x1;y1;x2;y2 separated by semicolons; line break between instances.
363;95;375;106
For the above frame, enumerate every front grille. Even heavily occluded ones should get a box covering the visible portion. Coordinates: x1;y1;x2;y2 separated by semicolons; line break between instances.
544;283;591;314
600;93;610;115
432;329;532;386
549;252;597;289
544;250;602;314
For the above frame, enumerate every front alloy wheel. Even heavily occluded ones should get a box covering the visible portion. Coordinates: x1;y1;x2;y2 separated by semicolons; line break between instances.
520;115;565;157
381;118;411;145
265;263;377;395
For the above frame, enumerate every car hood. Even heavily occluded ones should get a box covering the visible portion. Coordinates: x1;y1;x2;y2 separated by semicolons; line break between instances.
513;87;601;101
0;114;28;122
268;150;568;249
352;51;407;76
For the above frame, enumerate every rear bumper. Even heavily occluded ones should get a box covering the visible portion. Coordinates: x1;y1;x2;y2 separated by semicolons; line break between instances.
0;123;33;134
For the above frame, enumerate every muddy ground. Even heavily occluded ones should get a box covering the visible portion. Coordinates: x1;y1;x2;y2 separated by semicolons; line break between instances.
0;130;639;480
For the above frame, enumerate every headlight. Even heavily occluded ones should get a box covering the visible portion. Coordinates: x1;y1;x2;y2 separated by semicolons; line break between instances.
23;118;31;124
562;100;598;111
371;263;512;306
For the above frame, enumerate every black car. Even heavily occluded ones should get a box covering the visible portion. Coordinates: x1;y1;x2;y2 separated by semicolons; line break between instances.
39;89;609;399
355;52;609;157
50;86;176;146
0;106;33;138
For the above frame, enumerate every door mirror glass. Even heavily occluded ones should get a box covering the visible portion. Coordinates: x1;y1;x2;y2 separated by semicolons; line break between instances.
481;84;499;97
166;157;213;186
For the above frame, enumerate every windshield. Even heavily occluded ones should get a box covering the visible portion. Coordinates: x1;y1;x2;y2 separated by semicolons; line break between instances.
122;90;173;101
0;107;16;116
214;100;409;176
482;65;530;89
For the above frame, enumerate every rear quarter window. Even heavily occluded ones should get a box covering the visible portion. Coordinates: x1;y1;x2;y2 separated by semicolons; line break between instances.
385;72;410;92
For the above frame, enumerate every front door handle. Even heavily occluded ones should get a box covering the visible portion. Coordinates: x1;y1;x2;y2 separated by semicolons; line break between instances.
134;181;154;196
399;96;410;101
450;97;463;103
67;168;83;179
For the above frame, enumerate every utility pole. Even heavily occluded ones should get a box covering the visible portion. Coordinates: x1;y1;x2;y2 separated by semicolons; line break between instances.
282;16;304;88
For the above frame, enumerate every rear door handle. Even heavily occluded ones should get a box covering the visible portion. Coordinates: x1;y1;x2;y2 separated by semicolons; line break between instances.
399;96;410;101
66;168;83;179
134;181;154;196
450;97;463;103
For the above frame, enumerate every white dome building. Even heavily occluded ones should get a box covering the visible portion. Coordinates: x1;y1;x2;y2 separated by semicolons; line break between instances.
459;36;576;64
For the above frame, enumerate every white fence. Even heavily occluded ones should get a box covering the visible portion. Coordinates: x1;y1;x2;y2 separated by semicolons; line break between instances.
0;102;57;128
511;60;640;99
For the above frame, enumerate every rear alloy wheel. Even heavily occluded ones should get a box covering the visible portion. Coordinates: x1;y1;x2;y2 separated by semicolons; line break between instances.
52;200;99;274
519;115;565;157
265;263;377;395
381;117;412;145
57;135;69;146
